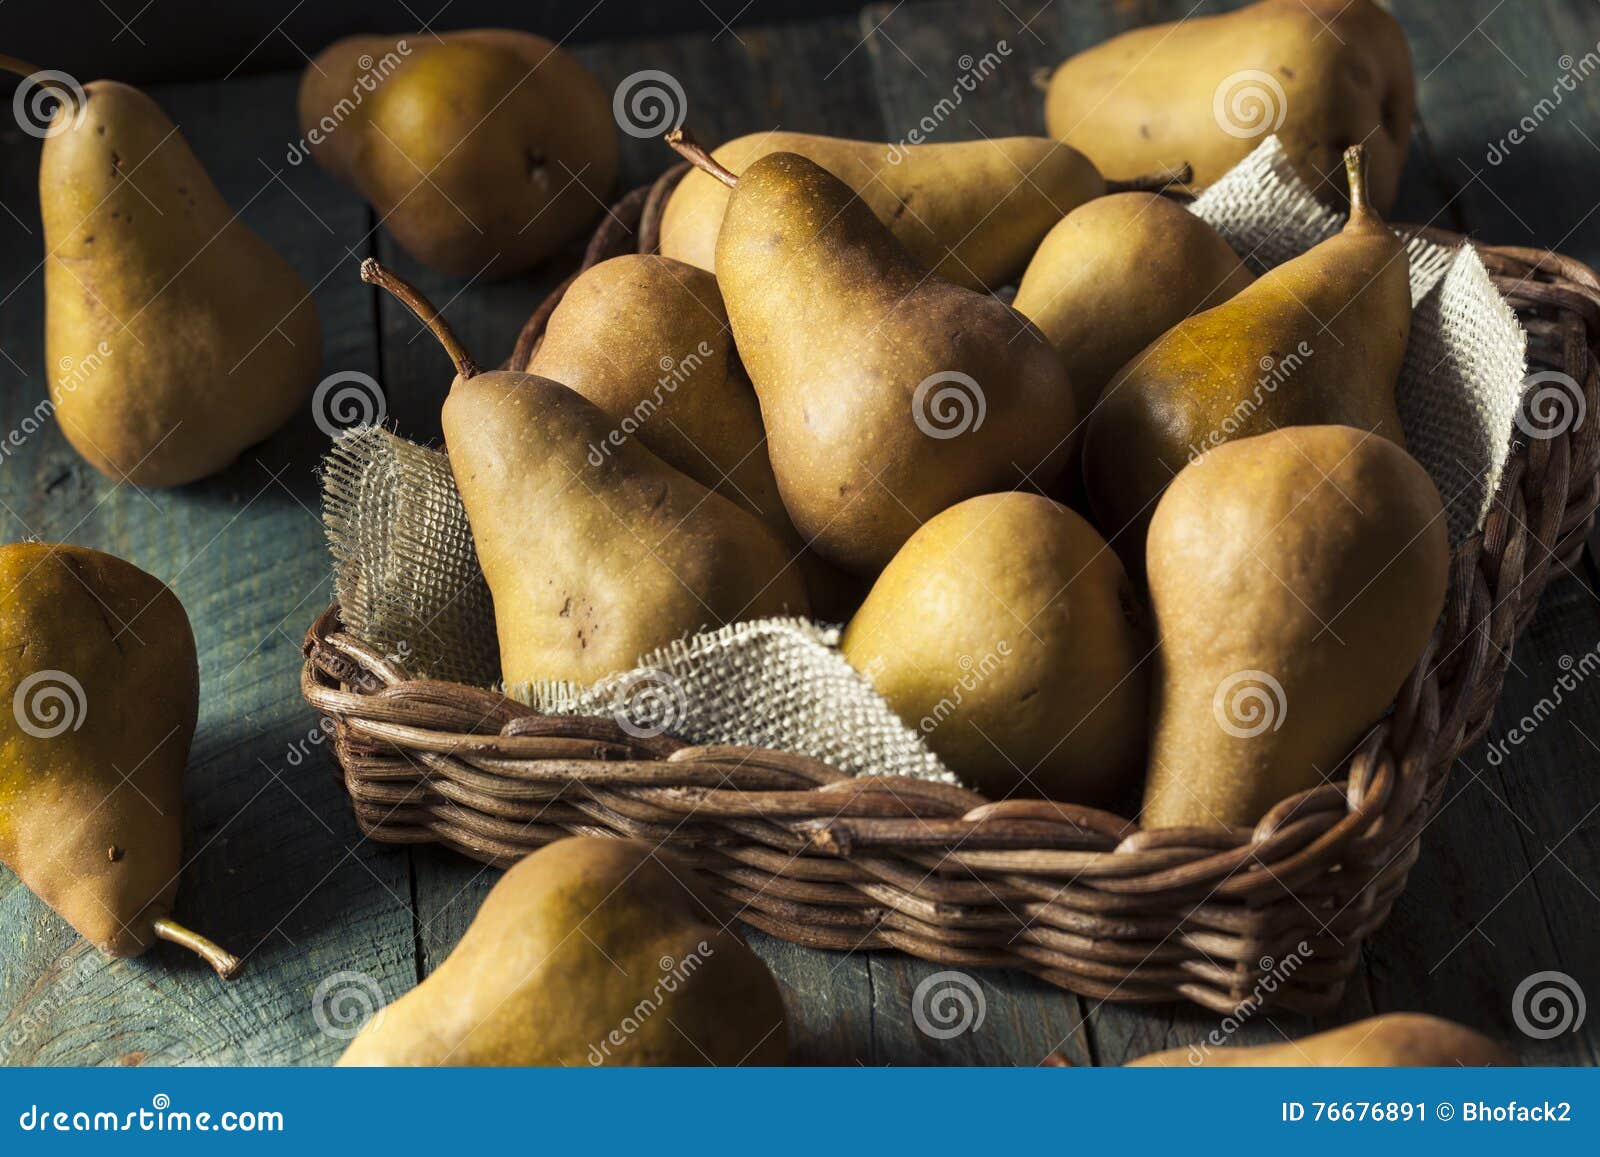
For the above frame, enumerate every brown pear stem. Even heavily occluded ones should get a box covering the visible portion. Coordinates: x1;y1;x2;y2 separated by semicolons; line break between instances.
665;128;738;189
152;916;242;980
358;258;480;379
1343;144;1371;221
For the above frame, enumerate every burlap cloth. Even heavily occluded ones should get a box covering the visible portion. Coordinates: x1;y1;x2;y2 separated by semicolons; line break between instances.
321;136;1527;785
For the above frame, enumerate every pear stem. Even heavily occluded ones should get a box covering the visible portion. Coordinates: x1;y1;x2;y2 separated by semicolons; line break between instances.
0;55;83;118
152;916;242;980
1343;144;1372;221
665;128;738;189
359;258;480;379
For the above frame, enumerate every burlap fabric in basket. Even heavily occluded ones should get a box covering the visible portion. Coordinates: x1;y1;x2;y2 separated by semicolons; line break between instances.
305;135;1600;1014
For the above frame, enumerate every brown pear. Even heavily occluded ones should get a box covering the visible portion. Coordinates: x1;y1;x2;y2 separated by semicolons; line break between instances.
361;262;808;686
1141;426;1447;830
1083;146;1409;573
339;838;787;1065
1130;1013;1514;1067
0;542;238;977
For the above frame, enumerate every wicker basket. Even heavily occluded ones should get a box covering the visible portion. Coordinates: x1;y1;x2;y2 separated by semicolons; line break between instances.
303;166;1600;1016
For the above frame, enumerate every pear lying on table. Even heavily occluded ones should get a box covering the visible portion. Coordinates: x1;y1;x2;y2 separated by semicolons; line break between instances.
298;31;618;279
362;261;808;686
1130;1013;1514;1066
21;69;321;487
0;542;238;977
339;838;787;1065
659;131;1105;291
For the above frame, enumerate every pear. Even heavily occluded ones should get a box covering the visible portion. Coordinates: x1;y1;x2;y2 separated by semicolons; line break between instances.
659;132;1105;291
1083;146;1409;572
298;31;617;279
669;133;1075;575
0;542;238;977
1140;426;1447;830
1130;1013;1514;1067
1013;193;1254;418
1046;0;1414;212
361;261;808;685
339;838;787;1065
27;74;321;487
524;253;861;621
841;493;1148;805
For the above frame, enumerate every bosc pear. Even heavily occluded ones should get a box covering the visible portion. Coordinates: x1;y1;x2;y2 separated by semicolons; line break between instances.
11;65;322;487
1140;427;1448;830
659;132;1105;291
360;261;808;685
1083;146;1409;570
1045;0;1414;212
298;31;617;279
338;838;787;1065
0;542;239;977
667;132;1076;575
1130;1013;1513;1067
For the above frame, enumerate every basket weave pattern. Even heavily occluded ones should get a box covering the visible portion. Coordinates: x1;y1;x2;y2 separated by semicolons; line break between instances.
303;169;1600;1015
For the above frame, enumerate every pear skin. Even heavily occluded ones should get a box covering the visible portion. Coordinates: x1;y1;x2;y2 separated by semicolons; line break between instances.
1046;0;1414;212
0;543;237;976
1083;146;1409;574
1013;193;1254;418
361;261;808;685
298;31;617;279
1140;426;1447;830
841;493;1149;805
338;838;787;1065
40;81;321;487
1130;1013;1514;1067
660;132;1104;291
677;139;1075;575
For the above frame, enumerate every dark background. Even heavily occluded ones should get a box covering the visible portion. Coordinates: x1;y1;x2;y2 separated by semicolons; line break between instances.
0;1;860;84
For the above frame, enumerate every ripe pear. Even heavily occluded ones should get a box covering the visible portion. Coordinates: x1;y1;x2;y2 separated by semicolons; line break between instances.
1013;193;1254;418
0;542;238;977
524;253;860;621
32;76;321;487
1045;0;1414;212
1083;147;1409;571
1141;426;1447;830
298;31;617;279
659;132;1105;291
339;838;787;1065
361;261;808;685
841;493;1148;805
671;135;1075;575
1130;1013;1514;1067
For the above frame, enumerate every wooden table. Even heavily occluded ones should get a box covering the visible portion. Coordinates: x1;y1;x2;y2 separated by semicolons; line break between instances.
1;0;1597;1066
